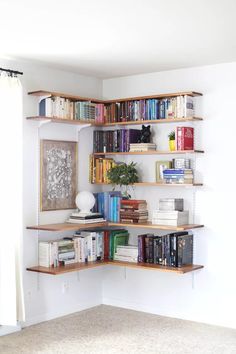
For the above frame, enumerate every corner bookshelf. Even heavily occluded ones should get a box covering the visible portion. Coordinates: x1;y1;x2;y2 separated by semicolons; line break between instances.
27;89;204;276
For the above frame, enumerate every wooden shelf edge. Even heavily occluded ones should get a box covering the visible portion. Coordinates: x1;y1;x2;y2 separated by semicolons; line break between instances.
26;222;108;231
103;117;203;126
28;91;104;103
26;261;203;275
93;150;204;155
28;90;203;104
26;116;103;126
26;222;203;232
93;182;203;187
107;222;204;231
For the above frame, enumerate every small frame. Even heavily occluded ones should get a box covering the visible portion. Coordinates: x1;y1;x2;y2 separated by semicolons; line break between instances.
40;140;77;211
156;160;172;182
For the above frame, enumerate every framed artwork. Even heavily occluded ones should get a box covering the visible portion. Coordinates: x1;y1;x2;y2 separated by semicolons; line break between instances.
40;140;77;211
156;160;172;182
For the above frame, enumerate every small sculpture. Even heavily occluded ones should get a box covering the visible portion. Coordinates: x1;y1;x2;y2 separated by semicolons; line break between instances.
138;125;151;143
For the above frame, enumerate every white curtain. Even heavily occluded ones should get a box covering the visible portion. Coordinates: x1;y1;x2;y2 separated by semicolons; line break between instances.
0;73;25;326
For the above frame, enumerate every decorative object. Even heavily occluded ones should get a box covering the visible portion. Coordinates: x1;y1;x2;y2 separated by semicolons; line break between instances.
40;140;77;211
168;131;175;151
156;161;172;181
75;191;96;215
138;125;151;143
107;162;139;199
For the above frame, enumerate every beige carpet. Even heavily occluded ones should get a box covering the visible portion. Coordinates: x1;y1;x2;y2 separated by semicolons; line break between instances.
0;305;236;354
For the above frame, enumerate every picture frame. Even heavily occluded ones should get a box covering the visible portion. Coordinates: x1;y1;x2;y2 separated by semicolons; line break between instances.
156;160;172;182
40;139;77;211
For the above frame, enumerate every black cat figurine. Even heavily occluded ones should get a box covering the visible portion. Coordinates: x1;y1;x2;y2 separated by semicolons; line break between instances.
138;125;151;143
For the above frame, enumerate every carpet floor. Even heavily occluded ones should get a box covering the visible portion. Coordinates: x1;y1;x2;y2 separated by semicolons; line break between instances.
0;305;236;354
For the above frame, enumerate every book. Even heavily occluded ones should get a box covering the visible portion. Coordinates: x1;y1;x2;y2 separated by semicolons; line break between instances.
176;127;194;150
67;218;106;224
159;198;184;211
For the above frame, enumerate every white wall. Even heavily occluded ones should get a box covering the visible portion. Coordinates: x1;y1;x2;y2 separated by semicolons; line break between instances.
0;58;105;327
102;62;236;329
1;58;235;330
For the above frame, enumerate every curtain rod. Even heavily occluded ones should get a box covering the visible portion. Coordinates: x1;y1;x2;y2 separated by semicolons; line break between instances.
0;67;23;75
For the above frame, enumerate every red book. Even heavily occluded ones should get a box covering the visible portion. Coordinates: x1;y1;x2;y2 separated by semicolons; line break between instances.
176;127;194;150
121;199;146;205
103;231;109;260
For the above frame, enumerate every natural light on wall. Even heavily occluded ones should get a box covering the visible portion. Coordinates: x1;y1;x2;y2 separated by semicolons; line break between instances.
0;73;25;326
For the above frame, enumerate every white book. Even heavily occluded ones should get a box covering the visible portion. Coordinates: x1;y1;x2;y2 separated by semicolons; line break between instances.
67;218;105;224
114;254;138;263
152;210;189;220
39;242;51;268
116;247;138;258
152;218;188;226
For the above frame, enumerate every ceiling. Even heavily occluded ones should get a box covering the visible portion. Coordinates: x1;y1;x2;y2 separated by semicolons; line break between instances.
1;0;236;78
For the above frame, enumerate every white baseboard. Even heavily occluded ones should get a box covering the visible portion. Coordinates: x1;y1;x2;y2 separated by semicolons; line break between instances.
23;301;102;327
102;297;236;329
0;324;21;336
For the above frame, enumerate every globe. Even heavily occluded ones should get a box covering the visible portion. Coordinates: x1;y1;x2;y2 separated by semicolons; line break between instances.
75;191;95;215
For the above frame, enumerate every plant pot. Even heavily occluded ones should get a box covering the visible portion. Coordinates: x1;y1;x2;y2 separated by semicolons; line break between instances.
169;140;175;151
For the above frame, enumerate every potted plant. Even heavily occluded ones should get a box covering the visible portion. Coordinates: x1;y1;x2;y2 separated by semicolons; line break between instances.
168;131;175;151
107;162;139;199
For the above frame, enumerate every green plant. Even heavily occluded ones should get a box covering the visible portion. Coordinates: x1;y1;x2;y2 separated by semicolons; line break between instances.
168;131;175;140
107;162;139;198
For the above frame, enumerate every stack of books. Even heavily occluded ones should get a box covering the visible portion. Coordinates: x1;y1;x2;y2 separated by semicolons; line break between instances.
93;191;122;222
129;143;156;152
138;231;193;267
152;198;189;226
162;168;194;184
89;155;116;184
159;198;184;211
152;210;189;226
67;212;106;224
120;199;148;224
114;245;138;263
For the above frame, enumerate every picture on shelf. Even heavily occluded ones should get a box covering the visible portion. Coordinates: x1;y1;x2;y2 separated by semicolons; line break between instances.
156;161;172;181
40;139;77;211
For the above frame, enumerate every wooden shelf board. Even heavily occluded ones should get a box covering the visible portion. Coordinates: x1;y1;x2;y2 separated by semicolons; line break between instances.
28;90;202;104
108;222;204;231
107;261;204;274
104;91;202;103
103;117;203;126
93;150;204;156
28;90;104;103
94;182;203;187
26;260;203;275
26;222;108;232
26;261;106;275
27;222;203;232
27;116;103;126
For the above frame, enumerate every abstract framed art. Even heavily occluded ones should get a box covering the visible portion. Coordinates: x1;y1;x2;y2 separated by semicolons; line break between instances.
40;140;77;211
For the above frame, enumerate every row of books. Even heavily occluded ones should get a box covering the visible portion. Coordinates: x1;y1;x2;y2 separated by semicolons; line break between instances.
120;199;148;224
156;158;192;182
39;95;194;123
102;95;194;123
162;169;194;184
93;129;141;153
138;232;193;267
38;229;129;267
39;97;104;121
89;155;116;184
93;191;122;222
